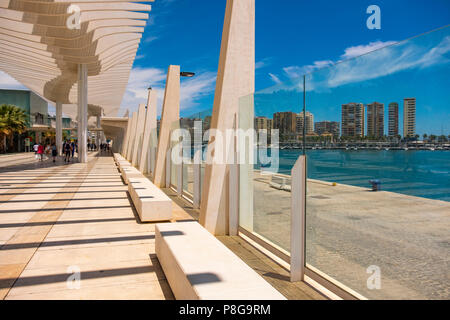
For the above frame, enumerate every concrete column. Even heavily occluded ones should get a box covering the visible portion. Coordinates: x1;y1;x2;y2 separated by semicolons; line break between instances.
153;65;180;188
121;115;132;156
77;64;88;163
199;0;255;235
96;114;101;147
126;112;138;160
56;102;63;155
131;104;146;167
139;88;158;173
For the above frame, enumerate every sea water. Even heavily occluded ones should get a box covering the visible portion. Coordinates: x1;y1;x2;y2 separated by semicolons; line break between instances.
259;149;450;202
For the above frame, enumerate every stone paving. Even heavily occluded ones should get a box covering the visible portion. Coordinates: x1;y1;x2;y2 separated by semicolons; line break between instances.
252;172;450;300
0;152;194;300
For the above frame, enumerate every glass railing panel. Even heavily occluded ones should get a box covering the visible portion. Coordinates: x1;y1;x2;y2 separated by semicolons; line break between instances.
179;109;213;201
169;119;180;189
238;82;302;252
304;25;450;299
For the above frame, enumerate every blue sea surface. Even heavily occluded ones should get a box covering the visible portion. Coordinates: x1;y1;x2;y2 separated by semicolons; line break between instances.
264;150;450;202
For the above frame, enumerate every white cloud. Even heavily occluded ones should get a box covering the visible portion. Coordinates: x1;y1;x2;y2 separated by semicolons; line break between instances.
143;36;158;44
340;40;397;60
324;36;450;89
262;36;450;94
283;60;334;78
120;67;216;116
0;71;27;90
268;73;281;84
256;57;272;70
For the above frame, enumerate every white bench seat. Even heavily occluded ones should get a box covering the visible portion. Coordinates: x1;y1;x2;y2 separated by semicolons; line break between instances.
155;221;286;300
117;161;132;173
128;178;172;222
121;166;144;184
113;153;124;161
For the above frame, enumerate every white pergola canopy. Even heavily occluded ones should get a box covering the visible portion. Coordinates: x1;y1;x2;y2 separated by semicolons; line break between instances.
0;0;153;117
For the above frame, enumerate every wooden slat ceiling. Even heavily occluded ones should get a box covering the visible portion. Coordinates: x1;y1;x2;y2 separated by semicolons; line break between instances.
0;0;153;117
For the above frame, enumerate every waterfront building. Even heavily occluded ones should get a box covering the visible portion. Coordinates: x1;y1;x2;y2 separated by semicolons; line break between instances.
341;103;365;138
273;112;297;140
255;116;273;133
367;102;385;138
0;89;48;127
403;98;416;137
296;111;314;135
314;121;340;138
388;102;399;137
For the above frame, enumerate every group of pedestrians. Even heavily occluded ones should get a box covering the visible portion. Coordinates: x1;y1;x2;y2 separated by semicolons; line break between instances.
87;142;97;151
63;141;77;163
32;140;109;163
99;142;110;153
33;140;78;163
33;142;59;163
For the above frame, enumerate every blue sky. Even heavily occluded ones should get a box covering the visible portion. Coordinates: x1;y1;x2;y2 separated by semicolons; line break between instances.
254;25;450;136
0;0;449;133
125;0;449;126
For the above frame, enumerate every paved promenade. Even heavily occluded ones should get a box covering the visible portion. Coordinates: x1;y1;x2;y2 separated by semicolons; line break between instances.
0;152;193;300
253;172;450;300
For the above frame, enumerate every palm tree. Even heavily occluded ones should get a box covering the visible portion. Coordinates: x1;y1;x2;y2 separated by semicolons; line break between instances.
0;104;29;153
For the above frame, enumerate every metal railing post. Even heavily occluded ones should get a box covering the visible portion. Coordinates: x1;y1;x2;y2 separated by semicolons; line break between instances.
291;155;306;282
165;147;171;188
193;150;202;209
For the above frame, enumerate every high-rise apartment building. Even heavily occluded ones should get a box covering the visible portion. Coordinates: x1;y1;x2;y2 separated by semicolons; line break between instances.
367;102;384;138
314;121;340;138
296;111;314;135
341;103;365;137
403;98;416;137
254;117;272;133
273;112;297;135
388;102;399;137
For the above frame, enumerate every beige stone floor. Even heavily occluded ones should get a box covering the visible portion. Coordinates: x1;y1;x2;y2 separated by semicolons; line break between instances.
0;152;194;300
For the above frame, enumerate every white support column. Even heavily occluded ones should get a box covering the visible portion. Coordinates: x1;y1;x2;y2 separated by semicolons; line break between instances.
126;112;138;160
131;104;146;166
291;155;306;282
55;102;63;155
77;64;88;163
154;65;180;188
121;115;132;156
139;88;158;173
199;0;255;235
96;114;101;147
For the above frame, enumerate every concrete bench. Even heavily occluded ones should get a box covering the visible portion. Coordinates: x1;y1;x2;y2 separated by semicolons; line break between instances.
114;153;126;164
155;221;287;300
128;178;172;222
117;160;132;173
121;166;144;184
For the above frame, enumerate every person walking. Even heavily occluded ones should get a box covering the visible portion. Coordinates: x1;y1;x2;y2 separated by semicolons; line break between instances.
37;143;44;161
51;143;58;163
71;141;76;159
64;141;72;163
33;142;39;159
